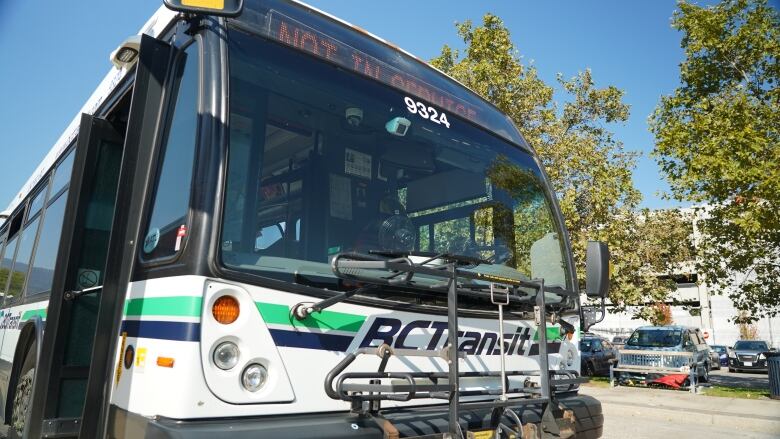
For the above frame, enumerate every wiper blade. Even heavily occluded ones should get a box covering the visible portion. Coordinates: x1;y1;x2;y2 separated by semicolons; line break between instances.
368;249;491;267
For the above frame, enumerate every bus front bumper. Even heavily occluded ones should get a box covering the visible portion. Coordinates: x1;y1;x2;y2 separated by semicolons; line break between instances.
109;394;603;438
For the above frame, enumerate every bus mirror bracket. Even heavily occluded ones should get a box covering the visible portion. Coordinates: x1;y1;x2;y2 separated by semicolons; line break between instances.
163;0;244;18
582;298;606;333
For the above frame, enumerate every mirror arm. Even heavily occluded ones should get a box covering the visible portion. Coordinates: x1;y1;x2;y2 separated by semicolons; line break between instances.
582;297;606;332
593;297;606;326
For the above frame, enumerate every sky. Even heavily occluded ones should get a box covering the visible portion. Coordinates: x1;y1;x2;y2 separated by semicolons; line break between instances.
0;0;719;212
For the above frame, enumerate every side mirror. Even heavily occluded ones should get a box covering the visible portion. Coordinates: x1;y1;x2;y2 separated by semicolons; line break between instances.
585;241;610;298
164;0;244;17
771;348;777;352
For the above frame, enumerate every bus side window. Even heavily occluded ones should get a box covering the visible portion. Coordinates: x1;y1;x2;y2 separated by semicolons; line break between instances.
6;215;40;299
141;42;200;262
25;188;68;296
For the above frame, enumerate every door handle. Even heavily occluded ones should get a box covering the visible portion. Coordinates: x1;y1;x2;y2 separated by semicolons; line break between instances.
64;285;103;301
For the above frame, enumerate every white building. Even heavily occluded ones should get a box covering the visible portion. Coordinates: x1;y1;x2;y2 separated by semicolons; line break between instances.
590;206;780;349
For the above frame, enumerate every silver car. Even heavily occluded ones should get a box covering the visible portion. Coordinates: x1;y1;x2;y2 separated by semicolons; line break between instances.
612;326;712;385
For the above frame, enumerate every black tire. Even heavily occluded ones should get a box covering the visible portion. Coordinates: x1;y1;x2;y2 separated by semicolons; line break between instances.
9;341;36;439
582;362;595;377
728;367;735;372
558;394;604;439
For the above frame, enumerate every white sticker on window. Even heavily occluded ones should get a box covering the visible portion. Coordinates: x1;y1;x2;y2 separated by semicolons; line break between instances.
143;228;160;254
345;148;372;179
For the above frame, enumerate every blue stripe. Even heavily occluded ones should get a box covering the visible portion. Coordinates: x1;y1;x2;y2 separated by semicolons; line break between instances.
528;342;561;356
120;320;201;342
269;329;354;351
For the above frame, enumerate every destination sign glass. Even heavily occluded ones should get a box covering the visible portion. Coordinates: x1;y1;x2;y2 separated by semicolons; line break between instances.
233;0;525;146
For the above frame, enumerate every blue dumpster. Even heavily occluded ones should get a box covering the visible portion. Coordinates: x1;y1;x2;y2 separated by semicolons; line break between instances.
768;351;780;400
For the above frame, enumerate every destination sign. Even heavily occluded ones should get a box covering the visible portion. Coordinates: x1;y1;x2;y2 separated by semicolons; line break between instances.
265;11;480;124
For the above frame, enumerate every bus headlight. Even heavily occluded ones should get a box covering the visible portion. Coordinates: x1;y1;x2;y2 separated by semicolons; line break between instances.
242;363;268;392
213;342;240;370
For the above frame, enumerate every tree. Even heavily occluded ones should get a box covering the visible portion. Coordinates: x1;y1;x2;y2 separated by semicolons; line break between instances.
432;15;694;315
737;311;759;340
650;0;780;320
638;302;674;326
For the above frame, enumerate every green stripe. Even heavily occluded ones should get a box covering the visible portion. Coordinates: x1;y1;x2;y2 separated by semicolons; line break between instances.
123;296;202;317
533;326;561;341
256;302;365;333
119;296;365;333
21;309;47;321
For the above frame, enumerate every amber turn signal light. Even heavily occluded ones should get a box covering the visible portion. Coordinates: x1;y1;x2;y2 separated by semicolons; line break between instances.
157;357;175;368
212;295;240;324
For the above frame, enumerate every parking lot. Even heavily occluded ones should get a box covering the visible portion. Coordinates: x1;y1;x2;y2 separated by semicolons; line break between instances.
584;366;780;439
708;368;770;390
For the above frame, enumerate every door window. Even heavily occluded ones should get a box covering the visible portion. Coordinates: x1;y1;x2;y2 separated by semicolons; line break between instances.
141;43;200;261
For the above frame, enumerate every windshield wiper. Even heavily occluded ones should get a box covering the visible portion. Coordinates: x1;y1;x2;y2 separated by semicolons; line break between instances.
368;249;491;267
290;251;442;320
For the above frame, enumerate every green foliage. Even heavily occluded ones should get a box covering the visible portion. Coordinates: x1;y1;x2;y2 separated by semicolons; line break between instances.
433;14;694;314
0;267;25;297
650;0;780;319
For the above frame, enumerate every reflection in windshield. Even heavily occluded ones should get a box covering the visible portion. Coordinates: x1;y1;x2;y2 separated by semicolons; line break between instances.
220;30;570;299
626;329;683;348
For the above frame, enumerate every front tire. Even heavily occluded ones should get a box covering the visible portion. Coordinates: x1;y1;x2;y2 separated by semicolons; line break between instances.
10;341;36;439
582;362;595;377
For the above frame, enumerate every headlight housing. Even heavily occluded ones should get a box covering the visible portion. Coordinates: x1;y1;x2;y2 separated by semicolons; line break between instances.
758;353;765;360
213;341;240;370
242;363;268;392
728;351;736;358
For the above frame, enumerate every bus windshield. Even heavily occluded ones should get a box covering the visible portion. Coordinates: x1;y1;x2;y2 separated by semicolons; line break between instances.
220;29;571;302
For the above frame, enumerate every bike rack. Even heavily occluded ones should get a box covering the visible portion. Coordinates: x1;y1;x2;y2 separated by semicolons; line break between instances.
303;252;587;438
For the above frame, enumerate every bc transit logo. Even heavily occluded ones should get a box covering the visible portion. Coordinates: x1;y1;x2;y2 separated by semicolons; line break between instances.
357;317;539;356
0;310;22;330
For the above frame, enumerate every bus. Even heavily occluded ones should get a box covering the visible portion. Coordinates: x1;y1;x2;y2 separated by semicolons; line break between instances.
0;0;609;437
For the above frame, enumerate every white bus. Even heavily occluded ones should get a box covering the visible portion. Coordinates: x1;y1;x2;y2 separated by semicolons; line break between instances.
0;1;610;437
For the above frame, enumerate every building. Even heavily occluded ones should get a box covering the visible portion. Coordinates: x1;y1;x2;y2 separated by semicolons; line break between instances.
591;206;780;349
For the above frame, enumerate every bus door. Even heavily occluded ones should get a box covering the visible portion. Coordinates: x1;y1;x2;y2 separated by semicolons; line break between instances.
25;35;178;439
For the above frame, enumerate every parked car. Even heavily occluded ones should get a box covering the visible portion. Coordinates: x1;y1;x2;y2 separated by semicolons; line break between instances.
580;335;617;376
710;345;728;368
612;335;628;349
613;326;712;385
728;340;772;373
708;347;721;370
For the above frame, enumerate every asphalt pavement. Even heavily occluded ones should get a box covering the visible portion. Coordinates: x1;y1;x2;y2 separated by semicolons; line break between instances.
708;368;770;390
600;411;780;439
582;370;780;438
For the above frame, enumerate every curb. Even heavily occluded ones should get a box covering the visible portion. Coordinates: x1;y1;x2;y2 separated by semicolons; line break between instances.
599;399;780;435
